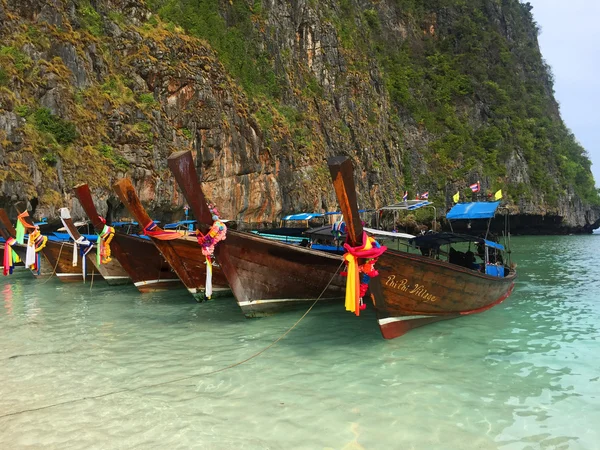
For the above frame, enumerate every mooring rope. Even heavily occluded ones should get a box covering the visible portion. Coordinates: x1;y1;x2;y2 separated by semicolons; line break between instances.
40;241;66;285
0;260;345;419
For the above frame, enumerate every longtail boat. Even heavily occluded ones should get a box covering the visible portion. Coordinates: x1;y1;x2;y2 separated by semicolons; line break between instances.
73;184;181;292
167;150;347;316
328;156;517;339
13;202;102;282
0;208;51;277
59;207;131;285
112;179;230;301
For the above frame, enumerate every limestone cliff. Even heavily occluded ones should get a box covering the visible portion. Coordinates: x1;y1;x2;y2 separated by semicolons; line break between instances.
0;0;598;233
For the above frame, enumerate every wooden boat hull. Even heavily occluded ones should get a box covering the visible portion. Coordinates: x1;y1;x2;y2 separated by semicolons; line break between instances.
58;207;132;286
111;234;182;293
165;150;346;315
327;155;517;339
217;231;346;317
41;240;103;282
88;248;131;285
72;184;182;293
147;234;230;300
369;249;516;339
112;178;224;299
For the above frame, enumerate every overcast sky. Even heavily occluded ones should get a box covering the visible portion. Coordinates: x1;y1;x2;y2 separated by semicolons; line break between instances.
526;0;600;187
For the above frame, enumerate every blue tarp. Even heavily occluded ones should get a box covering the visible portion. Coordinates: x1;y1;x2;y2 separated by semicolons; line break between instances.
282;213;324;221
406;201;432;211
53;232;97;242
484;239;504;251
164;220;196;229
112;221;138;227
446;201;501;220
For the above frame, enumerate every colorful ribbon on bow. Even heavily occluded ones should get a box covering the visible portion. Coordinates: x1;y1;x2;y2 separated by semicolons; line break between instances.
341;232;387;316
195;218;227;299
25;228;47;274
73;236;94;280
59;209;94;280
3;237;17;276
15;211;34;244
142;221;182;240
97;222;115;265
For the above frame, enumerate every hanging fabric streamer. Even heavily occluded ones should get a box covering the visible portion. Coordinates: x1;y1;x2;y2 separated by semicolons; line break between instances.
96;218;115;265
25;234;36;268
142;221;182;240
23;227;47;273
15;211;32;244
341;232;387;316
75;236;94;280
60;208;93;280
30;228;47;253
3;237;17;276
195;211;227;300
11;248;21;264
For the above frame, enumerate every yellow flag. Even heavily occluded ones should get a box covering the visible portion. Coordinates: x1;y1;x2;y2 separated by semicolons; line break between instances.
494;189;503;200
453;191;459;203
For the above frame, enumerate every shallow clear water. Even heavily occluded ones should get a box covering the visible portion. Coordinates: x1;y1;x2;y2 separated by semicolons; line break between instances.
1;235;599;449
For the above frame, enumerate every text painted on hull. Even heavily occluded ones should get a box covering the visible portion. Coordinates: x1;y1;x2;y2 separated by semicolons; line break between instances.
385;275;439;302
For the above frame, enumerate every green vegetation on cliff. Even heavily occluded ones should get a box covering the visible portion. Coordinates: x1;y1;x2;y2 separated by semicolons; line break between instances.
148;0;598;206
147;0;280;98
1;0;598;229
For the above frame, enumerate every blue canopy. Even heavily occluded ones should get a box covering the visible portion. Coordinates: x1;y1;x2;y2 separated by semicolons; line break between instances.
164;220;197;229
282;213;324;221
53;232;98;242
112;221;138;227
446;201;501;220
485;239;504;251
379;201;433;211
409;232;504;251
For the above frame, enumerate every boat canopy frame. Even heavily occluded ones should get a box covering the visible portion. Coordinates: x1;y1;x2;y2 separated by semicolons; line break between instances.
408;232;504;251
375;200;437;231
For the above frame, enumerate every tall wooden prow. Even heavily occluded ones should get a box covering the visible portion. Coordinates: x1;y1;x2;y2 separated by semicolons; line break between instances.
74;183;180;291
167;150;347;316
112;179;154;228
166;151;213;228
14;202;36;229
328;156;387;319
73;184;107;232
327;156;364;246
113;177;230;300
58;207;88;243
166;150;239;293
0;208;17;239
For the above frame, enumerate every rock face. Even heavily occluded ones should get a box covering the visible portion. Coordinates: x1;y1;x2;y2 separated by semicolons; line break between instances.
0;0;599;233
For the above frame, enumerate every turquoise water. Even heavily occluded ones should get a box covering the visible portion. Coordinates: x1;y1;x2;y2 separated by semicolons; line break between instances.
1;235;599;449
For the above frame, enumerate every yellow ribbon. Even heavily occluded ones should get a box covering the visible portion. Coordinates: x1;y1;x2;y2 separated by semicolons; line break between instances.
343;236;374;315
